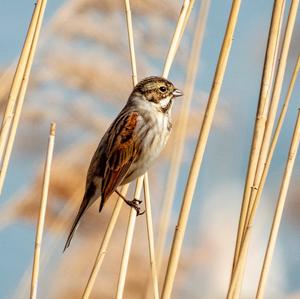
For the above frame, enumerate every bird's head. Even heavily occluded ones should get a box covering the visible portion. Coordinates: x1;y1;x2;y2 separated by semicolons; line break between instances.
132;76;183;113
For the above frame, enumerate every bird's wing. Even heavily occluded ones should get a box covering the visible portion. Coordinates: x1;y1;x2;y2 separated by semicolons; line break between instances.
64;110;139;251
99;110;139;211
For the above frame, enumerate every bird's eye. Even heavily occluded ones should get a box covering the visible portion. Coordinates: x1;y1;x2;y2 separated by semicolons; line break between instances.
159;86;167;93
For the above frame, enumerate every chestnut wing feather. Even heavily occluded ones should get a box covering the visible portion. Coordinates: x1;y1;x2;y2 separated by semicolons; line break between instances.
99;111;139;210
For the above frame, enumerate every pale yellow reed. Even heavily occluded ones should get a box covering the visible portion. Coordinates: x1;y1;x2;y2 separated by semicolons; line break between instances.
144;173;159;299
256;110;300;299
0;0;48;194
229;1;298;296
162;0;191;78
30;123;56;299
229;2;286;294
81;185;128;299
154;0;211;282
161;1;242;298
116;177;144;299
245;0;299;227
0;0;43;159
227;53;300;299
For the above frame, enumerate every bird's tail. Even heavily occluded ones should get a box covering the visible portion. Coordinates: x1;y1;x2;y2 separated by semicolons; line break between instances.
63;198;89;252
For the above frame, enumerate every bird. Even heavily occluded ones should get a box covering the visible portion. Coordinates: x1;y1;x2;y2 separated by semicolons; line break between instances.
64;76;183;251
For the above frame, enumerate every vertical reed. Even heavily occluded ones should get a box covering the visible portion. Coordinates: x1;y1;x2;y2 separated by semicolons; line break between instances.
227;53;300;299
30;123;56;299
162;0;193;78
228;1;299;296
256;110;300;299
161;1;242;298
116;177;144;299
0;0;43;158
0;0;48;194
144;173;159;299
245;0;299;228
81;185;129;299
231;0;285;270
154;0;211;280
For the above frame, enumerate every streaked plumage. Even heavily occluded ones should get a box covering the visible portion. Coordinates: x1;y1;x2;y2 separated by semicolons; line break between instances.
64;76;183;250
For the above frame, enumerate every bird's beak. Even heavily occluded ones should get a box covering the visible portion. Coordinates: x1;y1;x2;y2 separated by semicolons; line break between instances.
172;89;184;97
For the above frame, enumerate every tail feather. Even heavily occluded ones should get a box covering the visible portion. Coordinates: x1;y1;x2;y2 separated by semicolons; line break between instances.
63;199;88;252
64;179;102;252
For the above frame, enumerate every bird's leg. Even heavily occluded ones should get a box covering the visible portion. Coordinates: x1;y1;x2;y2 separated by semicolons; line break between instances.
114;190;145;216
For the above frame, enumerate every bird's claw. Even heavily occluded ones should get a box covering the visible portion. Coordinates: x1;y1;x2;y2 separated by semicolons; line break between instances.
124;198;145;216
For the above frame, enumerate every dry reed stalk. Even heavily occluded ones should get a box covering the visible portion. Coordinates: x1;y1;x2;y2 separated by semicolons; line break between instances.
229;2;298;296
154;0;211;281
245;0;299;227
177;0;195;49
124;0;138;86
162;0;192;78
0;0;48;194
0;0;43;160
81;184;129;299
256;110;300;299
15;186;83;299
29;123;56;299
229;1;285;298
226;54;300;298
161;1;242;298
143;173;159;299
116;177;144;299
230;0;285;278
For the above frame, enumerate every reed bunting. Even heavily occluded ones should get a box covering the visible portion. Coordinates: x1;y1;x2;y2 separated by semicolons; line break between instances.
64;76;183;250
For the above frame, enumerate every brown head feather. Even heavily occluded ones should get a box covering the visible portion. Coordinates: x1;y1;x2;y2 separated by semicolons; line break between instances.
132;76;176;103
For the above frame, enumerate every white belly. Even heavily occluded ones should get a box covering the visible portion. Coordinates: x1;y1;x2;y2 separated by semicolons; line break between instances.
123;112;171;183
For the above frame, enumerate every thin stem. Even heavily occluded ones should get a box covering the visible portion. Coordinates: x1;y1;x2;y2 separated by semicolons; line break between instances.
116;177;143;299
161;1;242;298
154;0;211;282
162;0;191;78
124;0;138;86
30;123;56;299
143;173;159;299
227;57;299;293
256;110;300;299
247;0;299;226
0;0;48;194
229;0;285;285
0;0;43;161
81;185;129;299
229;1;285;298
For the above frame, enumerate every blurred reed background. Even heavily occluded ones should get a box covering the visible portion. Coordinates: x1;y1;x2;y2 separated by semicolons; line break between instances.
0;0;299;299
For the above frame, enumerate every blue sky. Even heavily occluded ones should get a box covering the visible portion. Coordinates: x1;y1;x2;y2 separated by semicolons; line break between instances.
0;1;300;298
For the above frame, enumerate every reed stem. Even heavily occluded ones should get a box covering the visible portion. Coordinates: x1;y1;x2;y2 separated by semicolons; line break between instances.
162;0;192;78
144;173;159;299
154;0;211;281
29;123;56;299
161;1;242;298
0;0;43;161
116;177;143;299
229;1;285;290
256;110;300;299
227;54;300;299
0;0;48;194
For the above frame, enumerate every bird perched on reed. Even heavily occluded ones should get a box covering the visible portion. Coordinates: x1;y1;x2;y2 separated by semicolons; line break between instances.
64;76;183;250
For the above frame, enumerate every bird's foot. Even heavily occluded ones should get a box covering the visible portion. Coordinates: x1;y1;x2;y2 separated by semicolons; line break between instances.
124;198;145;216
114;190;145;216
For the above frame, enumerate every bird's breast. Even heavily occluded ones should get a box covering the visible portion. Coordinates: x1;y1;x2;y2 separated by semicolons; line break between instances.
122;111;171;183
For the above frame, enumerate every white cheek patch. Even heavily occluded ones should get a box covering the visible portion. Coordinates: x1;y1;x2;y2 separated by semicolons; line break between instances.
160;96;171;108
